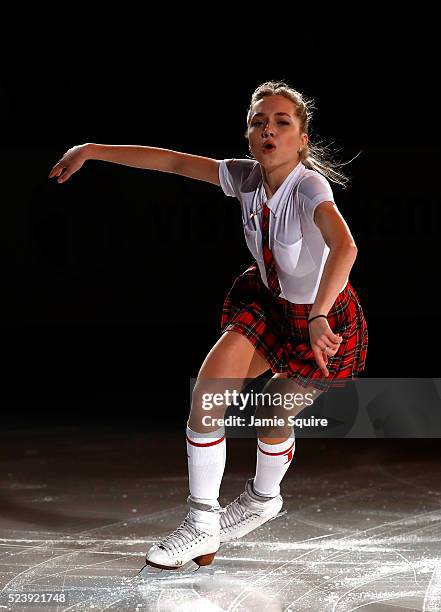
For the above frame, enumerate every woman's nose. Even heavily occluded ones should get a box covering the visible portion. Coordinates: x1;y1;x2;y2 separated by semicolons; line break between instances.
263;124;274;137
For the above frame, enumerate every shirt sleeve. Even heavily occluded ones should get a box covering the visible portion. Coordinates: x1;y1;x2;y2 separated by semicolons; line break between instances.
217;158;257;198
298;174;336;224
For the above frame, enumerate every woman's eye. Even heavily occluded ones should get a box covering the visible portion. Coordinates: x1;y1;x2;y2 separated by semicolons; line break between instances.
251;121;290;126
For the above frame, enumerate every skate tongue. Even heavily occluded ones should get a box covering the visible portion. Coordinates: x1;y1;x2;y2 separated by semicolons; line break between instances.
189;508;220;535
187;496;221;512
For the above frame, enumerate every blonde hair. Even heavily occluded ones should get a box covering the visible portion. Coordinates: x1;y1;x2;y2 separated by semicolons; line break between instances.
245;80;360;188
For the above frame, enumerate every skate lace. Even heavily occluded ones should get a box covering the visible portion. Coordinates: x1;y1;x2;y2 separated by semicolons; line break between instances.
220;493;259;531
158;516;204;555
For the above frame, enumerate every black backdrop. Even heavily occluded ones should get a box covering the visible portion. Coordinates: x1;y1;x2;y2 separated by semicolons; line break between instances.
1;30;439;428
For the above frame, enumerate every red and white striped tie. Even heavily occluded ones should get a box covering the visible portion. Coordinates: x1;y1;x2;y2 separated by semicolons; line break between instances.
261;202;281;297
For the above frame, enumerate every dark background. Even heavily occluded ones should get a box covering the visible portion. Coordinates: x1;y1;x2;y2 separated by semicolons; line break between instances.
1;30;439;429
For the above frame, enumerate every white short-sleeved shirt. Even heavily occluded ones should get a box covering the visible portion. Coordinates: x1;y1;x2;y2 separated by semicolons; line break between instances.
218;158;348;303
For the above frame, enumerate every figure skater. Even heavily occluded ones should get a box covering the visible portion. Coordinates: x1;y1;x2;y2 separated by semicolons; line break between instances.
48;80;368;572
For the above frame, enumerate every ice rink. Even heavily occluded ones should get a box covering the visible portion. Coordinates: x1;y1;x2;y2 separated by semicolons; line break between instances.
1;426;440;611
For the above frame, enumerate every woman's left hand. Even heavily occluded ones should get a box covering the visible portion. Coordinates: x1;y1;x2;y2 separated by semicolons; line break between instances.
308;317;343;377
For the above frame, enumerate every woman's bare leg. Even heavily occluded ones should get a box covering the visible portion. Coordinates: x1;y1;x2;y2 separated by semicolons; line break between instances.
188;331;271;432
185;331;272;515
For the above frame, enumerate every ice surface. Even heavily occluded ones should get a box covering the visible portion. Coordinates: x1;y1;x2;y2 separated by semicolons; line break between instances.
0;428;440;610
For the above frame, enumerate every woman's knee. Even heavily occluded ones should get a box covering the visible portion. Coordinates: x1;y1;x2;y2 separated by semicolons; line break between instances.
189;376;241;432
197;331;265;379
188;331;271;432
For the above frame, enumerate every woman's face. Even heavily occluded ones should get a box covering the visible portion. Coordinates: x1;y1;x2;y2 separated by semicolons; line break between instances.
247;95;307;168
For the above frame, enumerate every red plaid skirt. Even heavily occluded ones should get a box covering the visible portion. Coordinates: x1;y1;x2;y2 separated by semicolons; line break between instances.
220;263;368;391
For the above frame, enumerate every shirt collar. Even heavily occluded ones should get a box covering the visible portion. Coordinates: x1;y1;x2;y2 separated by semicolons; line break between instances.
259;162;306;217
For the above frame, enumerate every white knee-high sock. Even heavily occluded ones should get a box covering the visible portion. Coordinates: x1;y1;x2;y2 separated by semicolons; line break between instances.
186;425;226;509
253;433;295;498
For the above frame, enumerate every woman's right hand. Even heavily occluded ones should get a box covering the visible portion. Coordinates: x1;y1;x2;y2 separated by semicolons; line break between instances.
48;144;89;183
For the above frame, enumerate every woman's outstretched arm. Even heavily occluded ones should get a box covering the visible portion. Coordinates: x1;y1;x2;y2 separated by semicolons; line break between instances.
48;143;221;186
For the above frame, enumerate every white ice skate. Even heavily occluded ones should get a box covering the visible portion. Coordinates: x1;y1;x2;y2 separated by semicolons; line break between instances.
219;478;285;543
140;498;221;572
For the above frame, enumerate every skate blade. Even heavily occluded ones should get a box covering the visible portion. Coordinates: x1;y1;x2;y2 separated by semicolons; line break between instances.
138;562;216;580
138;563;163;578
